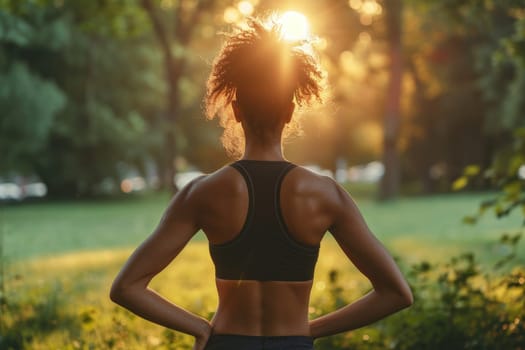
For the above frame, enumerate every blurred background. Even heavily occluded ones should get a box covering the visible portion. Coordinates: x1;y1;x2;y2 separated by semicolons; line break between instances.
1;0;524;349
1;0;524;200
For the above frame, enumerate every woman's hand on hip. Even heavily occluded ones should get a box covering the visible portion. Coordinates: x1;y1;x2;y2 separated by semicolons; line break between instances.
193;323;213;350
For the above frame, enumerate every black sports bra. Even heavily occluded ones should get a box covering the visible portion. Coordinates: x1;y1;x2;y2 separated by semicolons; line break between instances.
209;160;319;282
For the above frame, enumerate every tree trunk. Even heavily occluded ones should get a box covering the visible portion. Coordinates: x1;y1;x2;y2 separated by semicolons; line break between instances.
141;0;182;193
164;57;184;194
141;0;214;194
379;0;403;200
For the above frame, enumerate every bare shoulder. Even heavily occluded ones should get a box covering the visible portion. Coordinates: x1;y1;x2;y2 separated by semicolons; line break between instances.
287;165;348;207
181;164;245;208
188;164;241;193
279;165;349;239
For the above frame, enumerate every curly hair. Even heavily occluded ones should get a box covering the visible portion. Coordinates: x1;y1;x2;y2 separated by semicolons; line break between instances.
205;16;325;158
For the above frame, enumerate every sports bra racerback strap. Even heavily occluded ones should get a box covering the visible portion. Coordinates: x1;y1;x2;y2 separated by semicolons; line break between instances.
208;159;319;282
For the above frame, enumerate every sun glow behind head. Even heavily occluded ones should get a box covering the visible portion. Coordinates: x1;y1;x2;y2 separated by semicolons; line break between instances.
278;11;310;42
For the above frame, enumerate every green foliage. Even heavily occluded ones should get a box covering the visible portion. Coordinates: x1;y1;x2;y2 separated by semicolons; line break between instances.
314;241;525;350
401;0;525;193
0;2;168;196
0;4;70;174
0;7;33;46
0;62;66;173
391;253;524;349
454;128;525;225
0;0;233;195
0;280;76;349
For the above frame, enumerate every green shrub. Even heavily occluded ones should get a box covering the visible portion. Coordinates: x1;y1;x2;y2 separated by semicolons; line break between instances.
314;236;524;350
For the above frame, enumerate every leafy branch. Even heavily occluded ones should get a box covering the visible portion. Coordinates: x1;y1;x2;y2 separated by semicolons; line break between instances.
453;127;525;226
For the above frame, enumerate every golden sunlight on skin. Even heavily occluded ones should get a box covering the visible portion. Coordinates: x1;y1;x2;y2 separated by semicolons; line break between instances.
278;11;310;42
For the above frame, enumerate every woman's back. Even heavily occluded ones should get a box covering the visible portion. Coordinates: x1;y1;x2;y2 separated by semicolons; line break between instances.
192;160;338;335
110;16;412;350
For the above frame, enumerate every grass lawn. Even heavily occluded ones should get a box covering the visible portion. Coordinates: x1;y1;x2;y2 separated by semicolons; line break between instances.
2;190;523;264
1;190;523;349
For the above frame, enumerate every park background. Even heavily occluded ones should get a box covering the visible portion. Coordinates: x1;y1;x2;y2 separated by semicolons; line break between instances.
1;0;524;349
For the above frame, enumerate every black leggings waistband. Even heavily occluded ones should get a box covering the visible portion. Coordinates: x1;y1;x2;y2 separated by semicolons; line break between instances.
204;334;314;350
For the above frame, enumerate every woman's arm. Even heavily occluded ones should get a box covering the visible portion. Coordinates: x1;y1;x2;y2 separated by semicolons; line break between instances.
110;177;212;348
309;181;413;338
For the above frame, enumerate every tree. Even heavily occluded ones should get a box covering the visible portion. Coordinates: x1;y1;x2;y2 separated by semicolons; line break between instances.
141;0;217;193
0;1;164;196
379;0;402;199
0;6;66;175
401;0;525;193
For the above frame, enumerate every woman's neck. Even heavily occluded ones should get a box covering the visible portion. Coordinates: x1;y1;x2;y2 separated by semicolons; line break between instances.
242;135;285;161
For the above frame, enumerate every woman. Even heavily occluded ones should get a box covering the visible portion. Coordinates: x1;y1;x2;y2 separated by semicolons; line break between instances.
110;17;413;350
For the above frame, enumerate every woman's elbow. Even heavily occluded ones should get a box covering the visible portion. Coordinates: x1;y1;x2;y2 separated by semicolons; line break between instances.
397;284;414;309
382;281;413;310
109;280;128;305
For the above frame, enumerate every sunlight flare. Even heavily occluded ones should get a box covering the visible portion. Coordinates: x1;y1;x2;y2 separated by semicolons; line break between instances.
278;11;310;41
